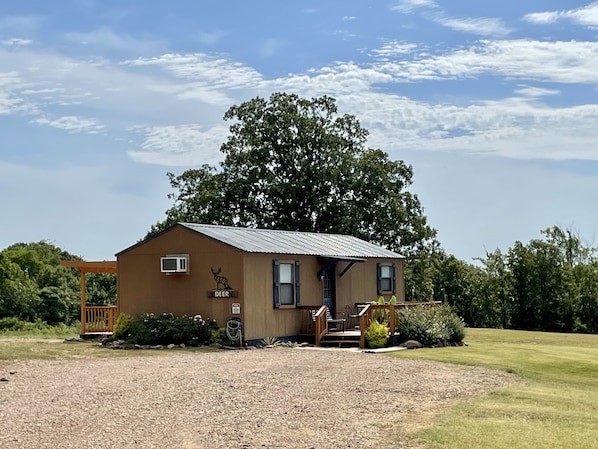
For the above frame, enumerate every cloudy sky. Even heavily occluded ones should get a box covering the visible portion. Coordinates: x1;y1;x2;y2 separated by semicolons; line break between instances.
1;0;597;262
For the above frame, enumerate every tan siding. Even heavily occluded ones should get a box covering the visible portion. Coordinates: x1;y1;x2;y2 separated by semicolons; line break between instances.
334;258;405;313
242;254;322;340
117;226;245;328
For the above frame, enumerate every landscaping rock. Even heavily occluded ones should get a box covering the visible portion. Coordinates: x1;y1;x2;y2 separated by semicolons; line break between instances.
401;340;424;349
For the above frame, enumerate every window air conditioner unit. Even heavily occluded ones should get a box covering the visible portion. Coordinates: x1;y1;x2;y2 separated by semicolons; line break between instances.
160;255;188;273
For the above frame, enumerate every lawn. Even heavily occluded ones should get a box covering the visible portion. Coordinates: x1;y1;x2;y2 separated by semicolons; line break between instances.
393;328;598;449
0;332;215;365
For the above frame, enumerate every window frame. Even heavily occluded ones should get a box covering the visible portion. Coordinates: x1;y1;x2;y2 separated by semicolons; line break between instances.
377;262;396;295
273;259;301;309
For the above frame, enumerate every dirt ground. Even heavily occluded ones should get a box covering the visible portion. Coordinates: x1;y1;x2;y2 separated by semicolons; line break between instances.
0;346;517;449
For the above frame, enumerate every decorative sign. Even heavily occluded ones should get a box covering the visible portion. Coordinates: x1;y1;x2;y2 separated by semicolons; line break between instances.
208;289;238;298
208;266;237;298
232;303;241;314
211;266;231;289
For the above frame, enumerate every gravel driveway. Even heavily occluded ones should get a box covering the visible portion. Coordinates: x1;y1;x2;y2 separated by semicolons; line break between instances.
0;346;516;449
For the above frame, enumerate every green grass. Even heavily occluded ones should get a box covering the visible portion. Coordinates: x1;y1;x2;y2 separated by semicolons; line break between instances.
393;328;598;449
0;337;134;363
0;331;217;366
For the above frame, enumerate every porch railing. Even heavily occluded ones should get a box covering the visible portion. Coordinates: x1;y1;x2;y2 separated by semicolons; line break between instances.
300;305;329;346
358;302;441;348
83;306;118;334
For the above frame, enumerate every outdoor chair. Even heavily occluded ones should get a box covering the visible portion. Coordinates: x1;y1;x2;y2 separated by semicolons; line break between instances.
326;309;346;332
345;304;360;329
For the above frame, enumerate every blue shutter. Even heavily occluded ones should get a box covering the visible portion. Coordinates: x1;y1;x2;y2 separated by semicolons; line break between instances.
273;259;280;309
294;261;301;307
376;262;382;295
391;263;396;294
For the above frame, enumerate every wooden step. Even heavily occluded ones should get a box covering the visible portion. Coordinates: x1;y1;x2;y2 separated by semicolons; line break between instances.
320;332;361;348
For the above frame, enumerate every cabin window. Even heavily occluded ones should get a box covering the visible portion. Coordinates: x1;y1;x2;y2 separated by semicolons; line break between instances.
377;263;396;295
273;260;301;308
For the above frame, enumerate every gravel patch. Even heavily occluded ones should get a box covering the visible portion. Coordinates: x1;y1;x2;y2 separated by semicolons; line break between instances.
0;347;517;449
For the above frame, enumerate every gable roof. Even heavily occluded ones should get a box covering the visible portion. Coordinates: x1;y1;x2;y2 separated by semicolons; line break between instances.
178;223;403;259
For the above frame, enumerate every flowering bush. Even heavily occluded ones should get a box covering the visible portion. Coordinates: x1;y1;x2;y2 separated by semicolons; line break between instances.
113;312;217;346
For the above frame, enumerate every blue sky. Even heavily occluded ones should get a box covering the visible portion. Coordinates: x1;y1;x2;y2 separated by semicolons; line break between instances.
1;0;597;262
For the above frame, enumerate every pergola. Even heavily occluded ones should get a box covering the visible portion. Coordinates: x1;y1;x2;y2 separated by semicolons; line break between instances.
61;260;118;335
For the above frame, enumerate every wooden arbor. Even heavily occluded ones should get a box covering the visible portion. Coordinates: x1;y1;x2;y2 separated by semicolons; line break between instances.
60;260;117;336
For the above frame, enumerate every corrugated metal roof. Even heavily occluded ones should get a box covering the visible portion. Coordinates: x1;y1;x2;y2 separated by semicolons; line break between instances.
180;223;404;259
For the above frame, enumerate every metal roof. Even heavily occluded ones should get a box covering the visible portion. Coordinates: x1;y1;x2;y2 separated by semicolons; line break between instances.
180;223;404;259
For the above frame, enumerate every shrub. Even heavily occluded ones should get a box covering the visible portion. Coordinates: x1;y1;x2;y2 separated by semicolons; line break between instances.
364;319;389;348
112;313;133;340
116;313;216;346
0;317;78;336
0;317;26;331
210;328;227;345
397;304;465;347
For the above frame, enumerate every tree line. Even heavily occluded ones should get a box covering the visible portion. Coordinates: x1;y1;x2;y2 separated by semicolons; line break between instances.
0;241;116;325
429;226;598;333
2;93;596;334
2;226;595;333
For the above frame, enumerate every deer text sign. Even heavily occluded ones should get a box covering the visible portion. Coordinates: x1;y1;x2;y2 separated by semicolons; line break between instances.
208;289;238;298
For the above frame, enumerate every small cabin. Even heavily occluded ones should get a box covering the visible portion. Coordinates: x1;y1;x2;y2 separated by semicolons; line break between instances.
116;223;405;343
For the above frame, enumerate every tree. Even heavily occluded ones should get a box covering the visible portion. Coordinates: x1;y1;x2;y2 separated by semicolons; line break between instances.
150;93;436;262
0;241;116;324
0;253;40;321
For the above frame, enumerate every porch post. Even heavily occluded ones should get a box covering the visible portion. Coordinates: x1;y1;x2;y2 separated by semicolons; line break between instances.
79;270;86;335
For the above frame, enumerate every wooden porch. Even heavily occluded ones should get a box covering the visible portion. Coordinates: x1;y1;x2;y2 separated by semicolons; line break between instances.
60;260;118;336
301;301;441;349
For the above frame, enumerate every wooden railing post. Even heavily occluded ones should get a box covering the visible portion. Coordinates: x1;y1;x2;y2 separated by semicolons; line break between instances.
79;270;86;335
314;305;328;346
358;304;371;349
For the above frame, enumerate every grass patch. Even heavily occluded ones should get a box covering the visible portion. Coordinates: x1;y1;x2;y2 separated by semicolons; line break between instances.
392;328;598;449
0;337;217;367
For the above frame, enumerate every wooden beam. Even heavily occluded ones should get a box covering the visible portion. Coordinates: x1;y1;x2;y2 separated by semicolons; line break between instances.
339;261;355;278
80;270;86;335
61;260;117;273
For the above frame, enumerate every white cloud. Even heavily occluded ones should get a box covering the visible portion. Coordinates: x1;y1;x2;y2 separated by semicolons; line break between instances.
524;2;598;27
371;41;418;59
1;38;33;46
391;0;437;14
123;53;263;106
375;40;598;84
524;11;561;24
3;24;598;168
434;16;513;37
30;115;104;133
514;85;560;97
0;71;30;115
129;124;229;166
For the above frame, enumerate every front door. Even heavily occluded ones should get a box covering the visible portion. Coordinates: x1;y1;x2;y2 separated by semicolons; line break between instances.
322;264;336;316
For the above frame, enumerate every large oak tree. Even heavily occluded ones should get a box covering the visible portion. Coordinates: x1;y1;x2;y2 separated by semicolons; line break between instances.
149;93;437;259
